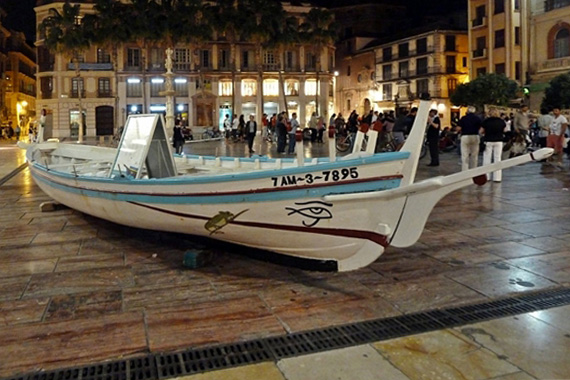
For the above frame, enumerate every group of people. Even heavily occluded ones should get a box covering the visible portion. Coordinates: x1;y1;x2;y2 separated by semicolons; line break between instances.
458;105;568;182
0;121;35;142
221;113;259;153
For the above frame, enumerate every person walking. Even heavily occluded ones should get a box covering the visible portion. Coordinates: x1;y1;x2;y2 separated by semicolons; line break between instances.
481;108;506;182
245;114;257;154
173;120;185;154
426;109;441;166
308;112;318;143
276;114;287;153
288;112;299;154
458;106;482;171
547;107;568;167
536;108;553;148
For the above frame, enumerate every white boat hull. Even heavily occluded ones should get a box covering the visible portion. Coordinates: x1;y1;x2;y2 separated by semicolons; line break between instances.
23;102;554;271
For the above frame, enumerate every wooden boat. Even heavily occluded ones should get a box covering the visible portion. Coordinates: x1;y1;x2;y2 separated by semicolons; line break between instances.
21;100;552;271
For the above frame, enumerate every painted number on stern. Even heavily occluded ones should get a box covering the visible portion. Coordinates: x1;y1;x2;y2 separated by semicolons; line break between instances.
271;167;359;187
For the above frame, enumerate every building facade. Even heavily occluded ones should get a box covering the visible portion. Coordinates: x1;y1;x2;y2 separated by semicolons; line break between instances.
335;39;377;119
35;1;335;140
373;30;469;127
0;8;9;127
4;32;37;129
467;0;570;110
527;0;570;108
468;0;527;84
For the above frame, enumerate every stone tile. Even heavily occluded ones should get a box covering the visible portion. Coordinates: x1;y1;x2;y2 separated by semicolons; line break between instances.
0;298;49;326
373;329;520;380
446;262;558;298
55;254;125;273
0;312;147;377
370;275;487;314
173;362;285;380
491;210;551;224
455;313;570;380
527;305;570;333
0;235;35;247
506;252;570;284
424;245;502;266
456;226;532;243
123;275;217;310
0;275;31;302
515;236;569;252
503;220;570;238
146;296;285;351
0;258;57;277
478;241;545;260
418;230;481;249
24;267;134;298
0;242;80;261
44;291;123;321
278;345;410;380
274;296;401;332
31;230;96;245
259;276;376;311
367;253;453;281
504;198;563;210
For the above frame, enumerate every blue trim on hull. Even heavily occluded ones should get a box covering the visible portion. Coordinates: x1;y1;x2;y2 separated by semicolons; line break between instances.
33;151;410;186
32;170;402;204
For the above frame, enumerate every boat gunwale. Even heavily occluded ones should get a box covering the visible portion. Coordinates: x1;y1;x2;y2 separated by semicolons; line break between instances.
29;150;411;186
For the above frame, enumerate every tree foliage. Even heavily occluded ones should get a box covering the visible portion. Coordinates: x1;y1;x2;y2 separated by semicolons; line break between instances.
541;72;570;111
450;73;519;111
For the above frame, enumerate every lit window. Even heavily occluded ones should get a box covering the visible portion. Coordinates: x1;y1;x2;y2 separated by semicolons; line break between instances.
285;80;299;96
219;80;233;96
241;79;257;96
304;79;318;96
263;79;279;96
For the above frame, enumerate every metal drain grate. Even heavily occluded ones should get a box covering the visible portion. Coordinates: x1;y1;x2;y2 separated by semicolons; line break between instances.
4;287;570;380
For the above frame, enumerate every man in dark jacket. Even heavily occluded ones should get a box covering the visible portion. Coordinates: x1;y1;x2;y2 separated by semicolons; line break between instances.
245;114;257;153
426;109;441;166
276;114;288;153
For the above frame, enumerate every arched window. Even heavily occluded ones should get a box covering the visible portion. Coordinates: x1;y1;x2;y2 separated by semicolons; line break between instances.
554;28;570;58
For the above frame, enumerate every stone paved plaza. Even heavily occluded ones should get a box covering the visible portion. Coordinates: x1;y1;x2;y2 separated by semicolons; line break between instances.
0;138;569;378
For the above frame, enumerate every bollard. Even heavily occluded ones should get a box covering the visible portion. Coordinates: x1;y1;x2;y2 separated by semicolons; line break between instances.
295;129;304;166
328;126;336;162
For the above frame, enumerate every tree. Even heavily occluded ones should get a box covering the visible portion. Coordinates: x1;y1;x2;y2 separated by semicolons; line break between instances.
213;0;249;119
450;73;519;111
88;0;132;132
39;0;92;142
299;8;336;116
269;15;300;117
240;0;285;120
541;72;570;111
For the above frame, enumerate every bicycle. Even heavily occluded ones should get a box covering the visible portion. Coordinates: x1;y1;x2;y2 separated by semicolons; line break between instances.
201;127;221;140
336;131;368;153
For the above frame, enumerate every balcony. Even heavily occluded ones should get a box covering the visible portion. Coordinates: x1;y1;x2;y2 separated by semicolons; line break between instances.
67;62;113;71
537;57;570;71
472;48;487;59
149;62;165;72
70;90;86;98
545;0;570;12
98;91;112;98
263;63;280;71
283;65;300;72
472;17;486;28
376;47;435;63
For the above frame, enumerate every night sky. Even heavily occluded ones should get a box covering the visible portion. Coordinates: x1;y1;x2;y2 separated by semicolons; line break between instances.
2;0;466;43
